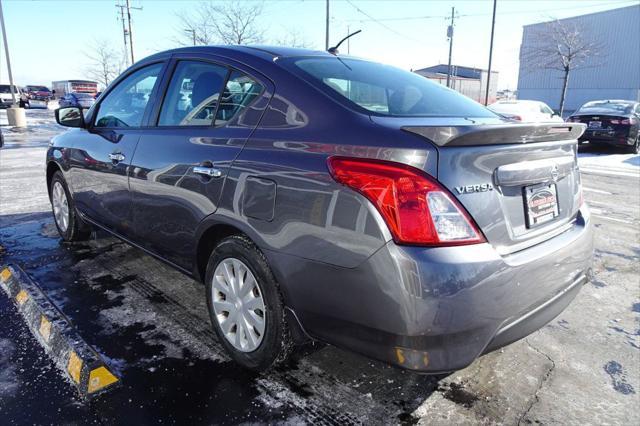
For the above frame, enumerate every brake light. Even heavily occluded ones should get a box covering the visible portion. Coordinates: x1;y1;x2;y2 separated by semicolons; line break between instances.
327;157;485;246
610;118;634;125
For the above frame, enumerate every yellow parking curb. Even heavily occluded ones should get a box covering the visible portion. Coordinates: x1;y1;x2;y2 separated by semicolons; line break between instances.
0;264;120;399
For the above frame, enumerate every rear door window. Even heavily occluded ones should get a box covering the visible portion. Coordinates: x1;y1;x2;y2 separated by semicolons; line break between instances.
214;71;264;126
158;61;229;126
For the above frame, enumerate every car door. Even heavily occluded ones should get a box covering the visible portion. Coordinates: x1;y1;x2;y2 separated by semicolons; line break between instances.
128;55;272;269
68;62;166;236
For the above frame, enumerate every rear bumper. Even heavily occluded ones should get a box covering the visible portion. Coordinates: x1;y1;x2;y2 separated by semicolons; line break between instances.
579;129;635;146
270;207;594;373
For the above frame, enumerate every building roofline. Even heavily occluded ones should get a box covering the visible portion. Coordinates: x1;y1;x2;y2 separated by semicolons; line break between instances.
523;4;639;28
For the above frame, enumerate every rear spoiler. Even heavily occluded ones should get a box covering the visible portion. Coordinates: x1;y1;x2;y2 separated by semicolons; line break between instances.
402;123;587;147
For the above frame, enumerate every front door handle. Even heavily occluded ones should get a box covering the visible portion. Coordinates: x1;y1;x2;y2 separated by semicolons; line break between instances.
108;152;125;162
193;166;222;178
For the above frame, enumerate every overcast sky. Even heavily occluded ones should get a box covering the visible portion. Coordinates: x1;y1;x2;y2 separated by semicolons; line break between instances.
0;0;636;90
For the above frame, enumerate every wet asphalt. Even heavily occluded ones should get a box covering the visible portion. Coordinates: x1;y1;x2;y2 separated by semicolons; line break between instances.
0;109;638;425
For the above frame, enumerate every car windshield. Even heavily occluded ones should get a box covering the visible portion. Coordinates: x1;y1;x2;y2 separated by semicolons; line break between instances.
0;85;19;94
283;57;496;118
577;101;633;115
30;86;50;92
74;93;93;99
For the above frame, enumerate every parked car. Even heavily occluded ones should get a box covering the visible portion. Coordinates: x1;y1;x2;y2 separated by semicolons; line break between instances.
488;100;564;123
22;85;53;108
0;84;25;108
567;100;640;154
58;92;96;109
47;46;593;373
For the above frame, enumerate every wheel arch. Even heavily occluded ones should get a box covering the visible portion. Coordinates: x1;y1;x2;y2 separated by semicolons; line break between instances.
194;222;244;283
46;161;62;199
193;216;285;296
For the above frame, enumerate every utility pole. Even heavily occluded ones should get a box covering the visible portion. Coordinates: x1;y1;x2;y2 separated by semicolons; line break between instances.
0;0;25;127
125;0;142;65
347;25;350;54
484;0;497;105
116;3;129;67
0;0;17;106
185;28;196;46
325;0;330;50
446;7;455;88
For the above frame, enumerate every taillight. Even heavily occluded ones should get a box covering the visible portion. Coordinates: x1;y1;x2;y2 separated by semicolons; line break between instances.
327;157;485;246
610;118;634;125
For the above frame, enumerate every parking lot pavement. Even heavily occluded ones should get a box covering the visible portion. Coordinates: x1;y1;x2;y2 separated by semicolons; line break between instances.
1;110;639;424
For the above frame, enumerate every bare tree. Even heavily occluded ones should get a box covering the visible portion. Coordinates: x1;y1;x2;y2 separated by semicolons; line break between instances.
174;5;216;46
84;39;125;89
173;1;264;46
520;19;604;116
273;28;315;49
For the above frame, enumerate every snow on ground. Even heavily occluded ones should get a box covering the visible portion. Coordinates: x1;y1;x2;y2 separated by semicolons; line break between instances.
578;149;640;178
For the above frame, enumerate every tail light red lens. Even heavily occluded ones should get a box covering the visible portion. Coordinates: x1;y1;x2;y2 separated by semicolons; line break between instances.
327;157;485;246
610;118;633;125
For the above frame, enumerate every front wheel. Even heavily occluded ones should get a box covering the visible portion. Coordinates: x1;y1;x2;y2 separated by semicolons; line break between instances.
50;171;91;241
205;235;293;371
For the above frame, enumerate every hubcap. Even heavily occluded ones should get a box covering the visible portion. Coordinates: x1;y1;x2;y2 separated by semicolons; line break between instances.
211;258;266;352
52;181;69;233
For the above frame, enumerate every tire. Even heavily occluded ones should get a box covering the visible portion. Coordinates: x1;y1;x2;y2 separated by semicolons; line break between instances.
50;171;91;242
205;235;293;371
628;136;639;154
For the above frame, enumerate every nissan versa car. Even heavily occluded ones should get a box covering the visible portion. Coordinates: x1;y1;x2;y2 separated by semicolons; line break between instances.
47;46;593;372
567;100;640;153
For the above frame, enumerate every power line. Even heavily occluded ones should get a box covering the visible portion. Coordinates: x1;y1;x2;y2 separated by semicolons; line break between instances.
343;0;637;23
343;0;422;44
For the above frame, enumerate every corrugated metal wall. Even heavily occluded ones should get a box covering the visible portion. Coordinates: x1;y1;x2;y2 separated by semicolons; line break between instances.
517;5;640;114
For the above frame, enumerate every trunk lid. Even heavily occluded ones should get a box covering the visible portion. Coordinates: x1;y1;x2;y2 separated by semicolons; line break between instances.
377;118;586;254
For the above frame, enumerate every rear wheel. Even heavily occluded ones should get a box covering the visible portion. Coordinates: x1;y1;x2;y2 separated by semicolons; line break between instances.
628;136;639;154
205;235;293;371
50;171;91;241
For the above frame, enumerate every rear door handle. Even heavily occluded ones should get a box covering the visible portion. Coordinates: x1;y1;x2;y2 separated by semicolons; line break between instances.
193;166;222;178
108;152;125;162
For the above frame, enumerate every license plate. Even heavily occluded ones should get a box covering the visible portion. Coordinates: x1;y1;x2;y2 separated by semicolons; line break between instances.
524;183;559;228
588;121;601;129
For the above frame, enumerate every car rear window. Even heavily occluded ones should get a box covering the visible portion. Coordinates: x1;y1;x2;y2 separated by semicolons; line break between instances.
0;85;19;93
283;57;496;118
578;102;633;115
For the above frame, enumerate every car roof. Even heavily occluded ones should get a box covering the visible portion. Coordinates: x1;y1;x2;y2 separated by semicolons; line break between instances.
493;100;542;105
583;99;636;105
145;45;333;62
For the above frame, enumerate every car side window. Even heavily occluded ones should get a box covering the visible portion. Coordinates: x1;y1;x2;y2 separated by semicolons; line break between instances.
540;104;553;114
158;61;228;126
94;63;163;128
214;71;264;126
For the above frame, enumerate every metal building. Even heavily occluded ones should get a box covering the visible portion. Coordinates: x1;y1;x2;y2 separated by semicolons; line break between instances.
414;64;499;104
517;5;640;115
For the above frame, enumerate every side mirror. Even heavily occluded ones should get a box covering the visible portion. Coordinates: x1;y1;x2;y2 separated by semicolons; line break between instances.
552;113;560;117
0;131;4;148
55;107;85;128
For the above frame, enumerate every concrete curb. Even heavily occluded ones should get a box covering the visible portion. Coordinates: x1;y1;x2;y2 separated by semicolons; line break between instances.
0;264;119;399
